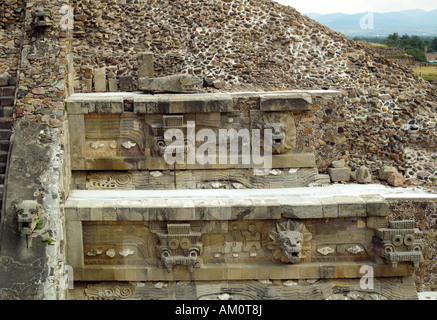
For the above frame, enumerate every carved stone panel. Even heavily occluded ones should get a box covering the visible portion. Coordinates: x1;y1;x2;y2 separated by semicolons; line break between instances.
373;220;423;268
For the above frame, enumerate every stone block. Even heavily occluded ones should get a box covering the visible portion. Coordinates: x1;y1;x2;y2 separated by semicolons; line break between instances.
0;73;10;86
65;221;84;269
119;75;134;92
360;194;389;217
0;96;14;106
356;165;372;184
168;94;233;114
379;166;398;181
334;196;366;217
139;74;202;94
108;78;118;92
281;197;323;219
3;107;13;118
94;67;106;92
272;153;316;169
319;197;339;218
387;172;405;187
68;114;86;159
138;52;154;78
82;79;93;93
194;199;222;220
328;167;350;182
260;93;313;111
0;86;15;96
331;159;345;168
230;199;254;220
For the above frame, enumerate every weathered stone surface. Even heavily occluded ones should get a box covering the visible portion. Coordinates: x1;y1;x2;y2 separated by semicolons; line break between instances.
331;159;345;168
68;276;420;300
138;74;202;93
0;120;65;299
356;166;372;184
0;73;10;86
379;166;399;181
260;93;313;111
138;52;154;78
360;194;389;217
119;75;134;92
94;67;106;92
387;172;405;187
108;78;118;92
328;167;350;182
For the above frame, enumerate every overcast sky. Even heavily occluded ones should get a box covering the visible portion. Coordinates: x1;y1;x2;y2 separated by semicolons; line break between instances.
275;0;437;14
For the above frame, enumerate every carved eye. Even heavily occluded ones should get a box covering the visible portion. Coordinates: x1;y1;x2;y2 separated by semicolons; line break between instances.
162;250;171;258
169;239;179;250
412;244;422;252
189;250;198;259
384;244;395;253
392;235;403;246
180;238;191;250
404;234;415;246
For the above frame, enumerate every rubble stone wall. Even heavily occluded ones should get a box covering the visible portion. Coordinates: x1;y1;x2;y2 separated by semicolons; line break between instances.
70;0;436;191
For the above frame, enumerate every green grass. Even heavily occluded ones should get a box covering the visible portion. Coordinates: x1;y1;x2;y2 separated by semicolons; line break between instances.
414;66;437;82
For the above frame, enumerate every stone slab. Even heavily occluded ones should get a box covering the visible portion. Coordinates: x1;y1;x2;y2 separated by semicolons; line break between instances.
328;167;351;182
65;188;386;222
94;67;106;93
260;92;313;111
138;52;154;78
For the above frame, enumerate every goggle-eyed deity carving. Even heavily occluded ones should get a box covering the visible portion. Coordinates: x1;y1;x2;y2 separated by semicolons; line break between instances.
373;220;423;268
157;223;202;272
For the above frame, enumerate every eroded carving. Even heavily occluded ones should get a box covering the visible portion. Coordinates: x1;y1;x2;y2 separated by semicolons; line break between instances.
85;283;136;300
373;220;423;268
156;223;203;272
15;201;42;236
265;220;312;264
31;8;53;28
87;172;133;189
254;112;296;154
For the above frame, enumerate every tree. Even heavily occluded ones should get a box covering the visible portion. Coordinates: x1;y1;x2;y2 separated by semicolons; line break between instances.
408;36;425;51
405;48;427;62
383;32;401;47
431;37;437;52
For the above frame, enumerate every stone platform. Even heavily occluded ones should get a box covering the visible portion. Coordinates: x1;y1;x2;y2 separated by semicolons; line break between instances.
65;185;429;284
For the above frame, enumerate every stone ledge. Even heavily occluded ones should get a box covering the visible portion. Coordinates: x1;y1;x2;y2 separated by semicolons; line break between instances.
65;188;390;221
76;152;317;171
67;90;341;115
72;261;414;282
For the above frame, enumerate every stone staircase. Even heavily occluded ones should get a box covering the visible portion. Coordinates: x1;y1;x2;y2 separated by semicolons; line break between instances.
0;79;14;213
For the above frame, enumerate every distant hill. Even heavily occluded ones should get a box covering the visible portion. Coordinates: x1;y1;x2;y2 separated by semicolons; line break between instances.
305;9;437;37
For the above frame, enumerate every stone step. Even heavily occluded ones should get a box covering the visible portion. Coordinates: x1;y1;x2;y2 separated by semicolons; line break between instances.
0;163;6;174
0;86;15;97
0;151;8;163
0;174;4;185
0;96;14;107
0;140;9;152
0;129;11;141
0;117;13;130
65;187;391;222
